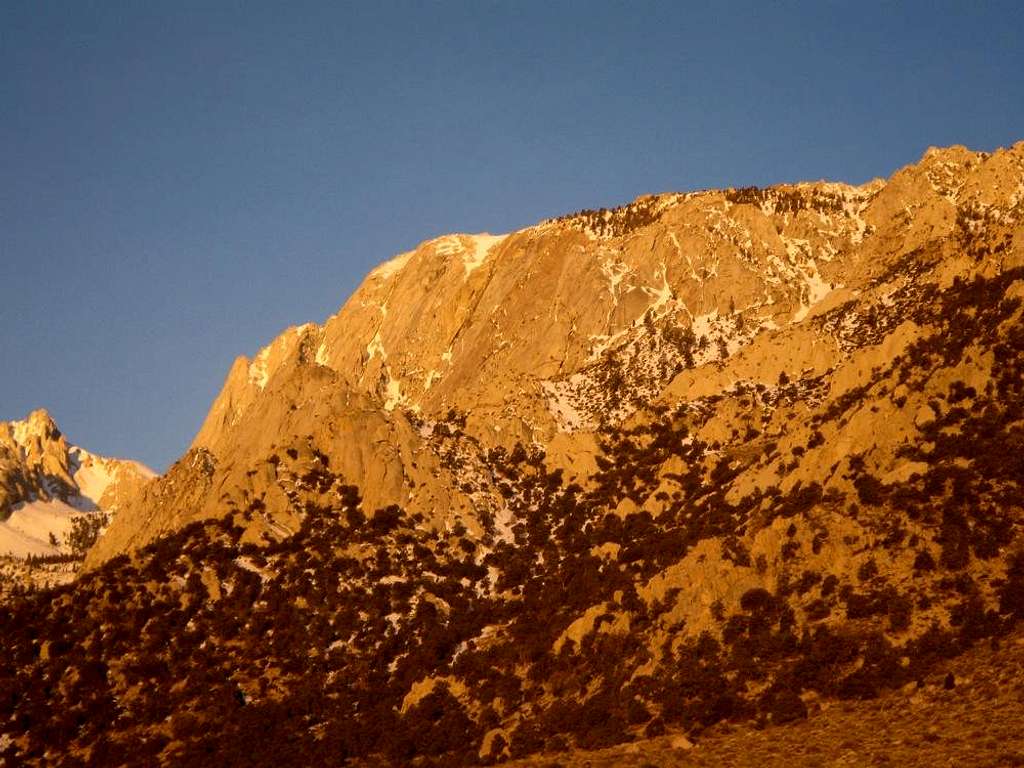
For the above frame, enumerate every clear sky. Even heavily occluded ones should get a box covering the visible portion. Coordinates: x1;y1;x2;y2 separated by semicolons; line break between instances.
2;1;1022;471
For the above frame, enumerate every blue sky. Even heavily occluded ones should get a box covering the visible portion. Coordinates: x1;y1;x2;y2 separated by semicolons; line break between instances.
2;1;1022;470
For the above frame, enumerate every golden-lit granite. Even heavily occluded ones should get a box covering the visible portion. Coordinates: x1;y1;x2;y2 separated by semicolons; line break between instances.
5;142;1024;766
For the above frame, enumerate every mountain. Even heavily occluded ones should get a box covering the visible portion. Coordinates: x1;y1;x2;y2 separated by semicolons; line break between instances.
87;143;1024;568
0;409;154;562
3;142;1024;766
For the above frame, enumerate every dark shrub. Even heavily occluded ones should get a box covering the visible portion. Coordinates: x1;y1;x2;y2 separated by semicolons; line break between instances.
913;549;937;573
999;551;1024;618
739;588;776;614
857;560;879;581
765;689;807;724
888;596;913;632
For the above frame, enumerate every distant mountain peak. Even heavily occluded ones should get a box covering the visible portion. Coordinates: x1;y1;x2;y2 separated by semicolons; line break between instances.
0;410;154;559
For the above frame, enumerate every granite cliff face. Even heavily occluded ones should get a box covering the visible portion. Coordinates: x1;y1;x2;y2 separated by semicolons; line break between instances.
5;143;1024;766
91;142;1024;568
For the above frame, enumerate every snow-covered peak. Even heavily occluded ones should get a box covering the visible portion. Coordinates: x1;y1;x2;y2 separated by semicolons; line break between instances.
8;408;61;452
68;445;156;510
0;411;155;559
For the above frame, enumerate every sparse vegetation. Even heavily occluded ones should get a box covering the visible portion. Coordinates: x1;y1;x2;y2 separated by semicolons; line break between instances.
3;148;1024;767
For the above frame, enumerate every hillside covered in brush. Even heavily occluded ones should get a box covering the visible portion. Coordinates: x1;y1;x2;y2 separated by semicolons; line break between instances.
3;142;1024;766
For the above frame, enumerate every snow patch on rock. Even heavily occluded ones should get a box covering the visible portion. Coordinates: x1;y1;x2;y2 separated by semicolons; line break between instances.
367;331;386;362
0;500;79;558
600;258;631;298
371;250;413;281
462;233;507;276
315;342;330;367
248;347;271;389
793;261;836;323
383;373;406;412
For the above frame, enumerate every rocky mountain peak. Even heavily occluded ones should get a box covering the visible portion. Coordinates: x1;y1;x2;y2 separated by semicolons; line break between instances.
0;411;155;560
5;408;64;454
1;409;75;511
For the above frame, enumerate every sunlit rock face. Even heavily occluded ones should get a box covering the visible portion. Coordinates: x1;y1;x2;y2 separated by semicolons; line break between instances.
92;141;1024;569
7;143;1023;766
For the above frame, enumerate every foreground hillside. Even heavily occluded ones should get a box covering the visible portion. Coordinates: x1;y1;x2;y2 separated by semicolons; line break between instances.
2;143;1024;765
504;628;1024;768
3;384;1024;765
